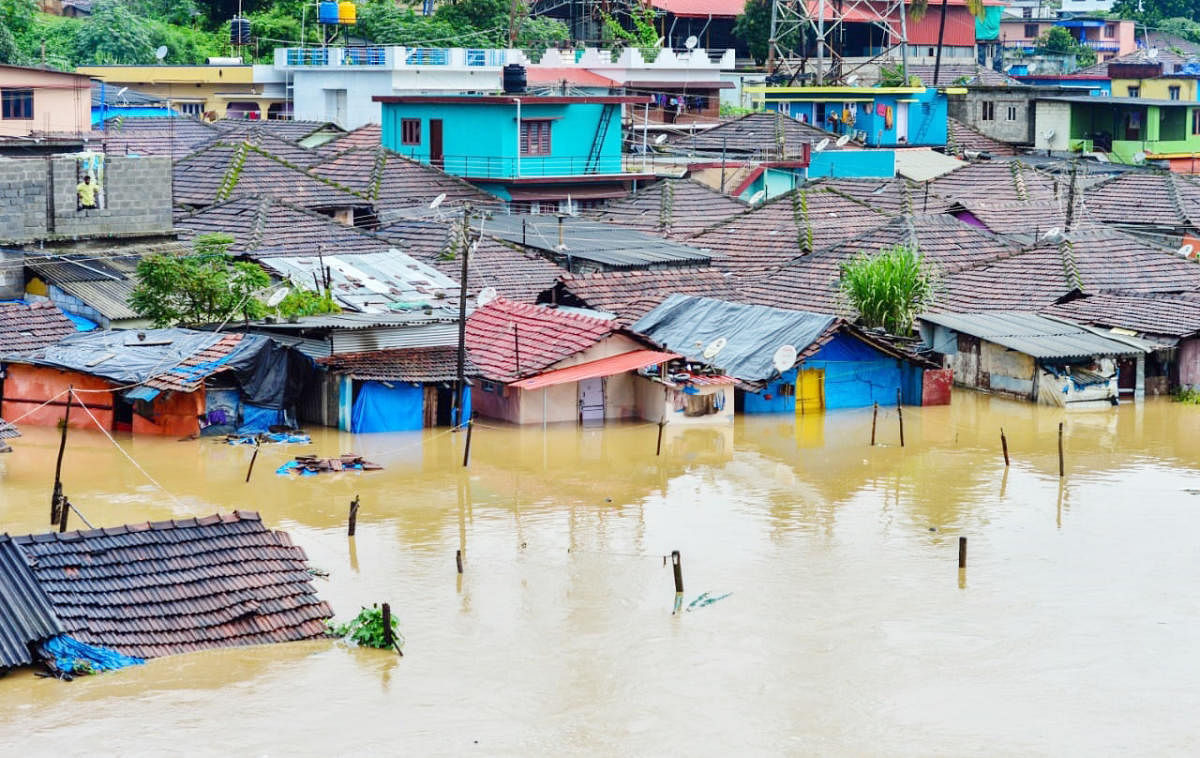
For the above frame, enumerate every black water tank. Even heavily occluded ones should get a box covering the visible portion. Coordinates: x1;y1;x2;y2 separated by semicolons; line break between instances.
231;17;250;45
503;64;526;94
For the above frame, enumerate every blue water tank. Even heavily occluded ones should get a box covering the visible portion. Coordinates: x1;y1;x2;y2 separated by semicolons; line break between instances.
318;1;339;24
230;17;250;45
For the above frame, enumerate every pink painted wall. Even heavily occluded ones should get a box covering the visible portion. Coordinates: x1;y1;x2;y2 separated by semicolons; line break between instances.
0;65;91;137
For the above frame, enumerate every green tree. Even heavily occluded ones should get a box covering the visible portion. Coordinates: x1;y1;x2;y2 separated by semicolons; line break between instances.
358;1;471;46
130;234;271;327
1113;0;1194;26
1157;16;1200;45
735;0;796;66
514;15;569;50
1037;26;1097;67
434;0;511;44
78;0;155;63
0;0;37;38
601;4;660;59
838;244;939;335
0;23;22;65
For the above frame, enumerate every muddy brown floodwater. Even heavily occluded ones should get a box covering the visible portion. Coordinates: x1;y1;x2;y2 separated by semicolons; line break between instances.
2;391;1200;756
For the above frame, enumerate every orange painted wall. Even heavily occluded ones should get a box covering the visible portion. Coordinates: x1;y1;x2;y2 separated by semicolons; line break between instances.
132;391;204;437
1;365;115;430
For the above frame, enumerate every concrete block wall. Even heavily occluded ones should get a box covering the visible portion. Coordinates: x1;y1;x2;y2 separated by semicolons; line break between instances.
0;155;173;242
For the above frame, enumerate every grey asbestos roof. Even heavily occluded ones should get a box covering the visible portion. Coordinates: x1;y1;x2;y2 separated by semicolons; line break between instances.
259;250;459;314
485;214;712;269
918;312;1148;359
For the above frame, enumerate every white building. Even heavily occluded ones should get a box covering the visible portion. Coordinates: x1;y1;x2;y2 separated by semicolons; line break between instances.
263;46;736;129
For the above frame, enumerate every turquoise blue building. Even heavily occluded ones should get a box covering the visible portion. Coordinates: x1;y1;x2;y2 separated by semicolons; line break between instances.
747;86;949;148
373;93;654;211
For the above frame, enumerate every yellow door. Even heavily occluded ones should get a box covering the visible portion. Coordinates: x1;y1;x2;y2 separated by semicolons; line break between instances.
797;368;825;415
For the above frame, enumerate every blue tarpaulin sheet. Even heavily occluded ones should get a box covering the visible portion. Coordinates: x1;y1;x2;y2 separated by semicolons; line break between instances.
352;381;423;432
123;386;161;402
237;404;284;434
38;634;143;675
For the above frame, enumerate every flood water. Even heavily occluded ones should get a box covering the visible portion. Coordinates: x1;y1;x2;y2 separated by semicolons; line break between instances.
2;390;1199;756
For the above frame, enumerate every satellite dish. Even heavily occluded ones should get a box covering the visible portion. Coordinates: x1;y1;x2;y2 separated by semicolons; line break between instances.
1179;244;1195;258
1133;151;1147;163
814;137;830;152
654;133;668;145
685;35;698;50
702;336;728;360
1148;47;1159;58
155;45;168;60
845;74;859;85
836;134;851;147
772;344;797;373
476;286;498;306
748;189;766;204
1045;128;1056;140
1043;227;1061;239
429;192;447;209
266;287;290;307
1026;62;1038;74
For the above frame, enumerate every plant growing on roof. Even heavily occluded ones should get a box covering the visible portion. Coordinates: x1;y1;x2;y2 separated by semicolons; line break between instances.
837;243;940;335
272;289;341;319
129;233;271;327
329;605;404;651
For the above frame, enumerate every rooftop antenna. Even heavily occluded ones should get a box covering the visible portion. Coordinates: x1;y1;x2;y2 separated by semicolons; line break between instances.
772;344;797;373
836;134;851;147
814;137;830;152
702;336;728;360
266;286;290;307
476;286;498;305
430;192;447;209
155;46;168;61
1179;244;1195;258
685;35;699;50
654;133;668;145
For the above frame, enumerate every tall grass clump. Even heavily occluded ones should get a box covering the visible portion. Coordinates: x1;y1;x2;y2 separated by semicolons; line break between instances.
838;244;939;335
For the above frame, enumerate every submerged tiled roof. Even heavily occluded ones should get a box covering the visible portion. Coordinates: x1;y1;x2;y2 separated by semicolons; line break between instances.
946;118;1019;157
465;297;618;381
1084;172;1200;232
552;267;739;324
668;111;840;154
590;178;747;238
688;187;892;273
173;143;364;210
144;333;245;393
308;146;495;214
936;226;1200;311
744;214;1021;313
8;511;332;659
318;345;477;381
1042;291;1200;339
0;302;77;354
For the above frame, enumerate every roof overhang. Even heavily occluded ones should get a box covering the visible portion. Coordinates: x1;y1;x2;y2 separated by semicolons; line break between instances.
510;349;679;390
373;95;652;105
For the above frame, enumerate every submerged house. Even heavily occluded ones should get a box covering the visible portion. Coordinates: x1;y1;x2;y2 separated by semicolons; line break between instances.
632;295;945;415
918;312;1151;407
1;328;313;436
465;296;675;425
0;511;331;674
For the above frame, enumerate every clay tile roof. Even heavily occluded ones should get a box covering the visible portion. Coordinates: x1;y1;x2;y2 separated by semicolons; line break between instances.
1084;172;1200;232
318;345;477;381
308;146;496;215
465;297;618;381
668;111;839;155
744;214;1021;313
803;176;951;215
318;123;381;153
213;118;340;143
925;160;1058;205
948;197;1070;236
526;67;618;88
173;143;364;210
144;333;245;393
7;511;332;659
590;178;748;239
189;131;320;166
0;302;77;354
688;187;893;274
945;118;1019;158
553;267;738;324
900;63;1018;86
1041;291;1200;339
99;117;220;158
935;226;1200;312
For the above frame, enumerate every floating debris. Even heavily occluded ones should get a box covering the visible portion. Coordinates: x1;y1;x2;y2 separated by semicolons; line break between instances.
227;431;312;445
685;592;731;611
276;454;383;476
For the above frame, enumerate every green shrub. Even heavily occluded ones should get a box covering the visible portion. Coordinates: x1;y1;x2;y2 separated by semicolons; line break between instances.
329;605;404;651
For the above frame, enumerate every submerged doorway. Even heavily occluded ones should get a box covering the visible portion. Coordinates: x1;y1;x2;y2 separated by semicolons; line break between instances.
579;377;604;424
797;368;825;414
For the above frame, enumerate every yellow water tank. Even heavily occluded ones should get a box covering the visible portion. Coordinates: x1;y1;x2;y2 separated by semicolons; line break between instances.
338;1;356;25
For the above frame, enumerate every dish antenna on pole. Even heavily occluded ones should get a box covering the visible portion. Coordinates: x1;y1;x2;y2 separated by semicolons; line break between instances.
155;46;168;60
685;35;699;50
702;336;728;360
654;133;668;145
266;286;290;307
814;137;830;152
476;286;498;306
1133;151;1147;164
1179;243;1195;258
772;344;797;373
836;134;851;147
429;192;447;209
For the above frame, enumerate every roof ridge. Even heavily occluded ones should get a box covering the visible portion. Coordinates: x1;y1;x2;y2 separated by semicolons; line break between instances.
484;296;616;328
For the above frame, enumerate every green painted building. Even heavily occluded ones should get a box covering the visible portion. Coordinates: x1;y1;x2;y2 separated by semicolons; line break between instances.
1036;95;1200;170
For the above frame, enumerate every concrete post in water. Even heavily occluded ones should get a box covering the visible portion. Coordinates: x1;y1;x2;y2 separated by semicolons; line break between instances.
50;386;72;524
348;494;361;536
958;536;967;569
896;388;904;448
456;549;463;574
1058;422;1065;478
245;443;260;483
1000;427;1009;467
870;402;878;446
656;417;665;456
58;497;71;533
381;602;394;650
462;414;474;467
671;550;683;594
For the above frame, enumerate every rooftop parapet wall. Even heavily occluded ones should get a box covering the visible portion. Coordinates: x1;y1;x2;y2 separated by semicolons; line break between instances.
273;45;736;72
0;155;173;244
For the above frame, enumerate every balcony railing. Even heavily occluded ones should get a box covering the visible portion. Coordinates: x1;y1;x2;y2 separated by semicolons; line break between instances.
286;48;329;66
344;46;388;65
395;151;626;178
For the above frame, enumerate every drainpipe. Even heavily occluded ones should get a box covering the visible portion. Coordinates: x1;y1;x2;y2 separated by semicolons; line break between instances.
515;97;521;179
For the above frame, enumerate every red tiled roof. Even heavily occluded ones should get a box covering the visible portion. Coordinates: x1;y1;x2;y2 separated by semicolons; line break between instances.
144;334;245;393
591;178;748;238
0;302;77;355
465;297;618;381
1042;291;1200;339
8;511;332;659
649;0;745;17
946;118;1019;158
526;67;618;88
510;349;678;389
318;345;477;381
553;267;739;324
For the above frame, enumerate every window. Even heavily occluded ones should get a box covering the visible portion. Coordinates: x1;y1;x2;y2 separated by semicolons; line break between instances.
481;380;497;393
1;89;33;120
1022;6;1032;18
981;101;995;121
1103;23;1115;39
1170;86;1182;101
1006;105;1018;121
1191;109;1200;135
400;118;421;145
520;119;551;155
1024;24;1039;39
1128;86;1140;98
177;102;204;118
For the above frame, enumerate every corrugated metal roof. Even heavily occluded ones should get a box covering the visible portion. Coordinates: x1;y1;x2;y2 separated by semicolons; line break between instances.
0;538;64;669
241;311;459;330
893;149;965;182
259;250;459;314
918;312;1150;359
53;279;139;320
485;215;712;270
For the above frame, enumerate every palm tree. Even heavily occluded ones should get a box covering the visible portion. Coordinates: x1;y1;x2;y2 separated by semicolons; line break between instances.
907;0;989;86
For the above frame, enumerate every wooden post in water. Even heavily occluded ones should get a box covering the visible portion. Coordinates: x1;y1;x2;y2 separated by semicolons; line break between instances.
1000;427;1009;467
656;417;665;456
50;386;72;524
896;388;904;448
58;497;71;533
456;549;463;574
1058;422;1065;478
958;536;967;569
671;550;683;594
870;402;878;446
381;602;394;649
245;443;260;483
462;414;474;467
347;494;360;536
